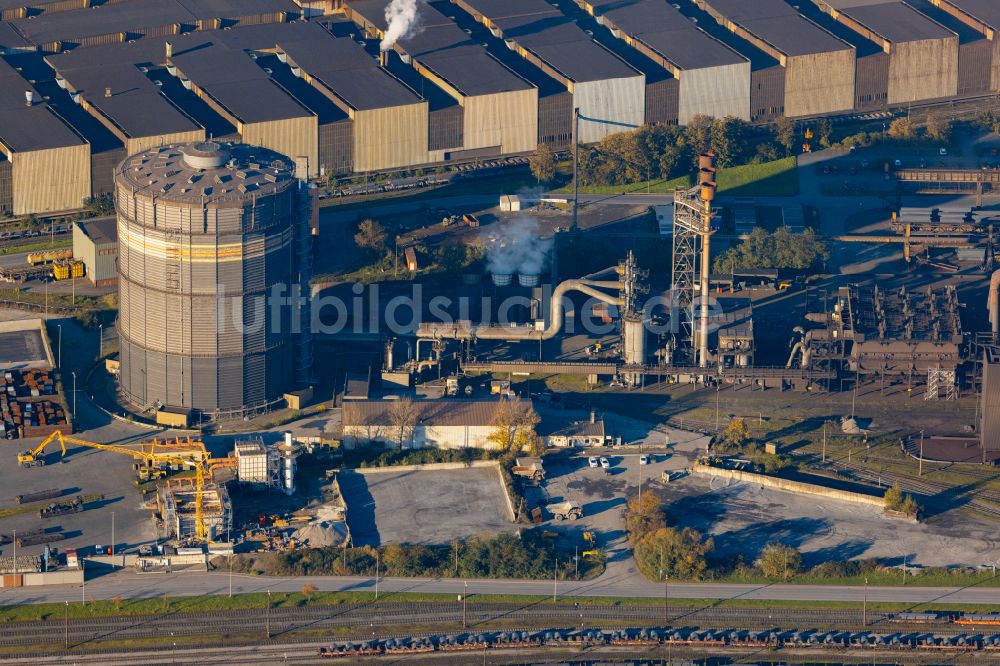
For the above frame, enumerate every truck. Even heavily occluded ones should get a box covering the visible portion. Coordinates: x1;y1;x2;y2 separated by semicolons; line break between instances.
547;501;582;521
15;488;61;504
513;457;545;482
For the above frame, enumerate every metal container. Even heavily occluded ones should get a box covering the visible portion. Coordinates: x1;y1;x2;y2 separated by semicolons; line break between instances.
492;273;513;287
518;273;540;287
115;141;305;416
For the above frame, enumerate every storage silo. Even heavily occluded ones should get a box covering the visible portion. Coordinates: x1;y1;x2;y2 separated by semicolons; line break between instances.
116;141;310;417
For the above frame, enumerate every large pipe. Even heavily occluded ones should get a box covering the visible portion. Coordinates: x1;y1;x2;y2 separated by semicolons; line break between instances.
990;269;1000;335
416;278;623;342
786;342;803;369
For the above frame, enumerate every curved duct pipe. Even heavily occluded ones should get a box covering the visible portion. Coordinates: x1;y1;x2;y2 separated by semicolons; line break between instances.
417;277;623;342
990;269;1000;336
786;342;803;369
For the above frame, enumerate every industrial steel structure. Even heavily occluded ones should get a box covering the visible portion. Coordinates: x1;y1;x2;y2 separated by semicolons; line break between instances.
115;141;310;417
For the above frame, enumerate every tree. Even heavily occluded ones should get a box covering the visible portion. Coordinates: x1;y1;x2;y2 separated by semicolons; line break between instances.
633;527;714;580
774;116;797;156
925;114;953;144
354;218;387;255
486;397;540;454
816;118;833;148
301;583;317;599
721;418;751;448
529;143;556;183
756;543;803;580
387;397;418;448
710;117;752;168
684;115;714;162
887;118;915;141
625;492;666;541
714;227;829;274
884;481;920;516
435;244;467;274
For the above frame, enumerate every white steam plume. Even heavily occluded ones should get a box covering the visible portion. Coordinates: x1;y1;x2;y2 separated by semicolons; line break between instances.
485;217;552;276
381;0;419;52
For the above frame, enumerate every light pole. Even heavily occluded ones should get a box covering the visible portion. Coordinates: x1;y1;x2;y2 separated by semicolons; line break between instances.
918;430;925;477
462;581;468;628
98;323;103;359
110;511;115;564
374;550;380;601
64;600;69;649
265;590;271;639
862;577;868;627
715;383;720;431
71;371;76;417
553;557;558;603
57;324;62;367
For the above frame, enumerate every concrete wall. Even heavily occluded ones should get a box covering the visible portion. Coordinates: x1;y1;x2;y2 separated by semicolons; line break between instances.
785;49;855;117
11;144;90;215
958;38;993;96
994;39;1000;92
573;75;646;143
678;61;751;124
353;102;428;172
855;51;889;111
644;77;679;124
750;65;786;121
342;423;501;450
22;569;84;586
887;37;958;104
241;116;319;178
464;88;538;154
692;463;885;507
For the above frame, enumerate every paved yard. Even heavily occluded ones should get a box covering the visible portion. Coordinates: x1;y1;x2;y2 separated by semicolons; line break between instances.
338;466;513;546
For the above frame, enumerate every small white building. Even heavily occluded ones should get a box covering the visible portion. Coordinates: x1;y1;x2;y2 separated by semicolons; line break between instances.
342;399;526;450
540;414;608;448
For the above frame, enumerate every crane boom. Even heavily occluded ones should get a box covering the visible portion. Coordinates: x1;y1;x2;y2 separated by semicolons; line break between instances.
16;430;227;542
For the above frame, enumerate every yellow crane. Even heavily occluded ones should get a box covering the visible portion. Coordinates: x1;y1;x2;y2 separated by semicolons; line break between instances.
18;430;231;542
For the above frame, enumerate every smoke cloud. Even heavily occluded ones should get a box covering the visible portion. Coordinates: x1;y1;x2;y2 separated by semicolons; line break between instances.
485;217;552;276
380;0;420;52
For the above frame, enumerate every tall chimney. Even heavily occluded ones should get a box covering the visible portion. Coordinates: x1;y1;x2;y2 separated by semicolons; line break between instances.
165;41;173;59
379;50;387;67
104;86;112;98
24;90;34;107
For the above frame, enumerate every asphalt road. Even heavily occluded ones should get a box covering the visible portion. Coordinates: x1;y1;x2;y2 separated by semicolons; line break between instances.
2;569;999;606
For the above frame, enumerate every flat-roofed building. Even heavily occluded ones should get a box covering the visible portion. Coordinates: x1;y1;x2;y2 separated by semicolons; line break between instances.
452;0;645;143
72;217;117;286
694;0;856;117
908;0;993;97
811;0;958;104
928;0;1000;92
274;26;431;171
47;49;205;155
7;0;298;52
344;0;538;158
0;57;89;215
168;42;319;176
576;0;750;123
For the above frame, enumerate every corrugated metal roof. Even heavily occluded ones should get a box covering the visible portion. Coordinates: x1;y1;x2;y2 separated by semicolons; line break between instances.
700;0;853;56
169;44;314;124
345;0;534;96
0;56;87;152
75;217;117;245
593;0;745;70
825;1;955;42
278;34;425;111
924;0;1000;31
343;399;523;427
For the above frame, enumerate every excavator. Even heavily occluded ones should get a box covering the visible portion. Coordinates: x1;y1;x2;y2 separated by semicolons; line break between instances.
17;430;235;542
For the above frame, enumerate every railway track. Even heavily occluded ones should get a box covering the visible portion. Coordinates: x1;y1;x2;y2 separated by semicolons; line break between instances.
0;601;974;650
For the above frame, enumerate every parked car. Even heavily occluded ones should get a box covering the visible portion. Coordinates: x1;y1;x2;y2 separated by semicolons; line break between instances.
588;456;599;468
639;454;650;465
599;457;611;469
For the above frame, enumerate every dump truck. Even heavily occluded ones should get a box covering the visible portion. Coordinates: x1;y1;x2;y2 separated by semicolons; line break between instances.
512;458;545;482
548;501;582;521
